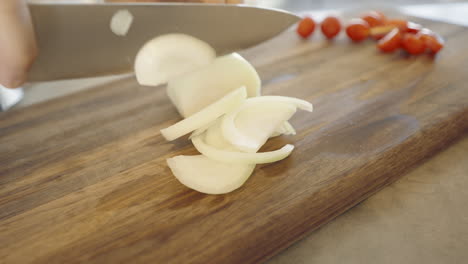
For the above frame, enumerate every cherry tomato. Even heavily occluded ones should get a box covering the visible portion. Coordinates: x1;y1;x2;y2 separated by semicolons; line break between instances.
369;25;396;40
361;11;385;27
296;16;316;39
321;16;342;39
401;33;426;55
418;29;444;53
386;19;408;31
377;28;402;53
345;19;370;42
406;22;422;34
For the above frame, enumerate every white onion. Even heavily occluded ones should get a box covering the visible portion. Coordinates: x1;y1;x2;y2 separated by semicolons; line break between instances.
221;101;297;152
167;155;255;195
191;135;294;164
134;34;216;86
132;33;314;194
203;119;238;150
245;96;313;112
271;122;296;138
160;86;247;141
166;53;261;117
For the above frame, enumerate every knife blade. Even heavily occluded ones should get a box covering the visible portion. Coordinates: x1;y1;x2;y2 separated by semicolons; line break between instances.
27;3;299;82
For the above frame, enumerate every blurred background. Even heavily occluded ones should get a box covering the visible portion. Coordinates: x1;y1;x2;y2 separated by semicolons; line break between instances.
3;0;466;111
28;0;467;11
1;0;465;111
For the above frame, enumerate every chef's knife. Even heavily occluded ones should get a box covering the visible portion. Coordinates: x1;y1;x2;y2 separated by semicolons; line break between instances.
27;3;299;82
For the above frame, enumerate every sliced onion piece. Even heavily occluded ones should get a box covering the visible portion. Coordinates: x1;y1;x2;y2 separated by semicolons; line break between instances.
161;87;246;141
204;119;237;150
135;34;216;86
222;101;297;152
110;9;133;36
245;96;313;112
167;53;261;117
190;119;217;139
167;155;255;195
192;135;294;164
271;121;297;138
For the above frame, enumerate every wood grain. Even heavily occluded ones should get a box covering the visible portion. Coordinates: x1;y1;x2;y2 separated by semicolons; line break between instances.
1;13;468;264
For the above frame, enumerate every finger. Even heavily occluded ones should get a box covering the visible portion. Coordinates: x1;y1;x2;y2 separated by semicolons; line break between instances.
0;0;37;88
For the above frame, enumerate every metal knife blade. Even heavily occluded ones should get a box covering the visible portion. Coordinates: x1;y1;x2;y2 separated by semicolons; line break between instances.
27;3;299;82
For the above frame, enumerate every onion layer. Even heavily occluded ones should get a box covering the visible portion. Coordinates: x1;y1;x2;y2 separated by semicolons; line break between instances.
135;34;216;86
167;155;255;195
192;135;294;164
160;86;247;141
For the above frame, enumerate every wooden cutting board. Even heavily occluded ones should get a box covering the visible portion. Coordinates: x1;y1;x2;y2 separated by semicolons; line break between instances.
1;13;467;264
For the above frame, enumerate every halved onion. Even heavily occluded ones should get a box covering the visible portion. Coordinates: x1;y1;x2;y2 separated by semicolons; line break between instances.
160;87;247;141
110;9;133;36
166;53;261;117
135;34;216;86
192;135;294;164
222;101;297;152
167;155;255;195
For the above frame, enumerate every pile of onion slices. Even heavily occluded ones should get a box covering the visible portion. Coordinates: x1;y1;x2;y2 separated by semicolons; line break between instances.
134;34;313;194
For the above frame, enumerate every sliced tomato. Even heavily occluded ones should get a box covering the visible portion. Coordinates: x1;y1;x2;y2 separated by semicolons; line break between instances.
401;33;426;55
386;19;408;31
406;22;423;34
417;29;444;54
377;28;402;53
361;11;385;27
370;25;396;40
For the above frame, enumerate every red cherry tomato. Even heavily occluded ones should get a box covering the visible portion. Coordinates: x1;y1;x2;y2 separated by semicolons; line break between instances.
369;25;396;40
296;16;316;39
406;22;423;34
345;19;370;42
401;33;426;55
361;11;385;27
386;19;408;31
321;16;342;39
417;29;444;54
377;28;402;53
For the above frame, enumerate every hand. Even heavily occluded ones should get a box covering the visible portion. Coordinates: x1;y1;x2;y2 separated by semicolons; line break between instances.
0;0;37;88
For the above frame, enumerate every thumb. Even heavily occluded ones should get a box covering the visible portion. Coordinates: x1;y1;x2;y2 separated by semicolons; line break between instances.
0;0;37;88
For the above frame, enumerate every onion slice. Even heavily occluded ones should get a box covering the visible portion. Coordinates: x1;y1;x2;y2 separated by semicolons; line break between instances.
167;53;261;117
244;96;313;112
167;155;255;195
271;122;296;137
203;119;237;150
134;34;216;86
192;135;294;164
161;87;247;141
220;96;311;152
222;101;297;152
